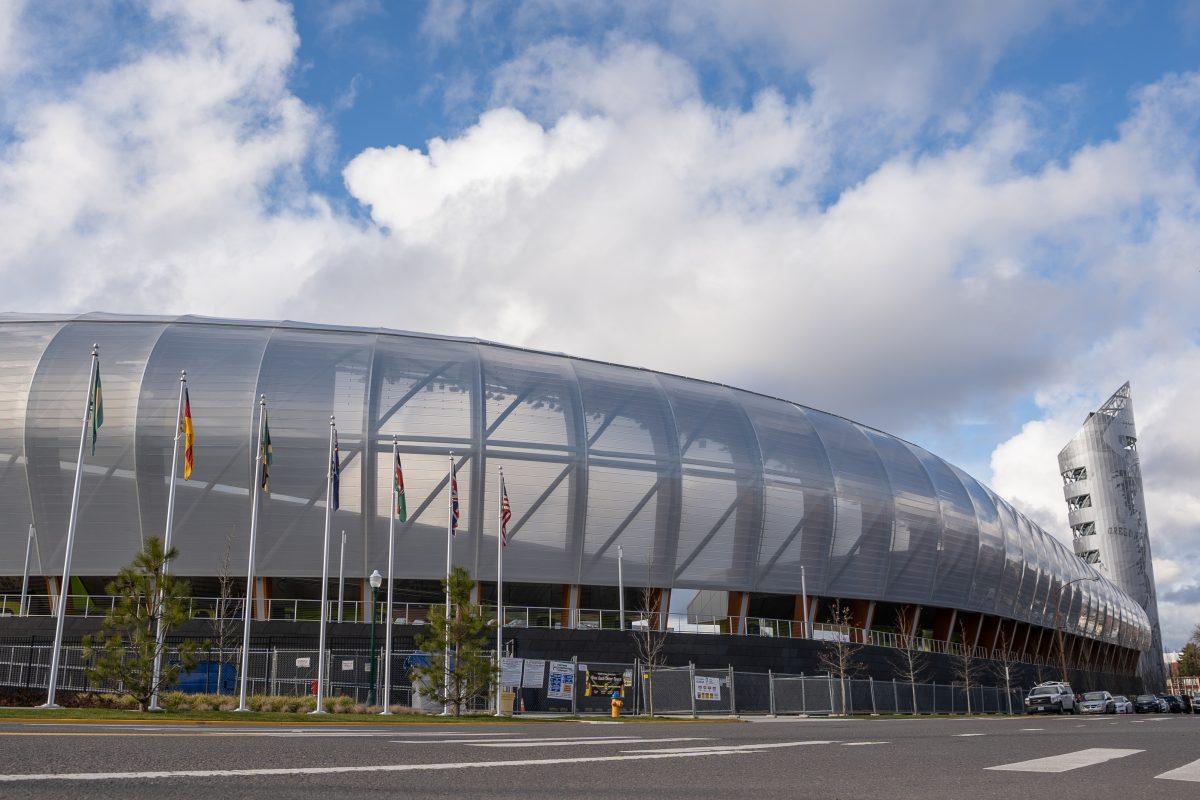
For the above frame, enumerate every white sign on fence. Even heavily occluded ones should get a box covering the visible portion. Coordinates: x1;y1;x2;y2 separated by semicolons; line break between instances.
813;629;850;643
499;657;524;688
341;660;354;671
547;660;574;700
295;657;311;668
522;659;547;688
693;675;722;701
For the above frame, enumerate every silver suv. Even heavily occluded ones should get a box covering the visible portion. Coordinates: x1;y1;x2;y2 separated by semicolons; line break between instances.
1025;682;1077;714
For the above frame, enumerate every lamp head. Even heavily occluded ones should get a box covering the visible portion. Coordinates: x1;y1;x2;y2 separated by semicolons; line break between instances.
369;569;383;589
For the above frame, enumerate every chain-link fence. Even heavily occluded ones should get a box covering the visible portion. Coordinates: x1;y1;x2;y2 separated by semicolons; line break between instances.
2;643;1033;716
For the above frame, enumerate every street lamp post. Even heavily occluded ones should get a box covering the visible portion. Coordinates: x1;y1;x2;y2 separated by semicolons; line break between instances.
367;569;382;706
1053;574;1100;683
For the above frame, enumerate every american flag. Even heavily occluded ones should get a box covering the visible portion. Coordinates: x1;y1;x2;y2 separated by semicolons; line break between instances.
500;473;511;547
449;458;460;534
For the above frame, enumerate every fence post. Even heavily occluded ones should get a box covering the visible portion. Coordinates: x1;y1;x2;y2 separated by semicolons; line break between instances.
893;678;899;713
828;674;835;715
869;676;877;715
768;669;776;717
269;646;278;696
571;656;577;716
728;665;736;717
932;682;937;714
950;682;955;715
689;662;697;719
800;672;806;714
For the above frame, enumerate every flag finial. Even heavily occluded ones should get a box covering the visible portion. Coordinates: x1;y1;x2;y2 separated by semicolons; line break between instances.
180;369;187;381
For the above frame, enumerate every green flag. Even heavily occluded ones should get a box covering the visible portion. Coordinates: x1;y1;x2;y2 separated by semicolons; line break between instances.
90;364;103;455
394;451;407;522
259;407;272;491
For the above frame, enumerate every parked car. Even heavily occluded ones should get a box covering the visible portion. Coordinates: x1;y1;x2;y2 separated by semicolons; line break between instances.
1133;694;1162;713
1078;691;1116;714
1180;695;1193;713
1112;695;1133;714
1191;693;1200;713
1025;682;1076;714
1157;695;1184;713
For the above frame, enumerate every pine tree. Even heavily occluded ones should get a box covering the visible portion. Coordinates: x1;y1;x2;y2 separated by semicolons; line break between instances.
412;567;494;715
82;537;198;710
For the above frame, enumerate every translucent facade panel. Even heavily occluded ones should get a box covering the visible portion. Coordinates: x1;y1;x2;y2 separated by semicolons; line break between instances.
658;377;761;589
0;321;62;573
252;329;370;577
991;491;1024;618
480;455;575;582
481;347;577;451
579;464;661;586
372;335;476;443
1014;513;1040;622
1027;525;1053;626
805;411;892;598
739;395;835;595
25;319;166;574
861;429;939;605
134;322;272;576
952;467;1004;614
574;361;677;587
908;445;979;609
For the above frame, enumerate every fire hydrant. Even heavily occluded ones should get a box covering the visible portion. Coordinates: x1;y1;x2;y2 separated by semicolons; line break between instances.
610;690;624;719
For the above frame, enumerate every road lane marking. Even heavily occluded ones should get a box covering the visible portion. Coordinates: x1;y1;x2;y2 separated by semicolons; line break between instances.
620;740;835;755
466;737;709;748
954;733;986;737
0;741;833;783
1019;728;1043;731
842;741;888;746
986;748;1143;773
1156;758;1200;783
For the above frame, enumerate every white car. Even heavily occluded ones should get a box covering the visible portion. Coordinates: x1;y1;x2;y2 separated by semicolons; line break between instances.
1112;695;1133;714
1078;691;1116;714
1024;682;1077;714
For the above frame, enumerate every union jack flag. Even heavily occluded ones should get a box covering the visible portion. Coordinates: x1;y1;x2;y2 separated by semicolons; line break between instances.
449;457;460;534
500;473;511;547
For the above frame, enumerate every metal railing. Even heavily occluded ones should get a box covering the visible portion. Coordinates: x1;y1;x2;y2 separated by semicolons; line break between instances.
1;594;1069;670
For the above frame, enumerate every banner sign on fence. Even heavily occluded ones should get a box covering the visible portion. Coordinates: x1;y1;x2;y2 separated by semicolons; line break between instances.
341;660;354;671
693;675;721;701
295;657;311;668
522;659;547;688
584;670;625;697
547;661;574;700
499;657;524;688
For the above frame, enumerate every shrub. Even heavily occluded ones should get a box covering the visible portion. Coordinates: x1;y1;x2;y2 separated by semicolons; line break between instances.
158;691;190;712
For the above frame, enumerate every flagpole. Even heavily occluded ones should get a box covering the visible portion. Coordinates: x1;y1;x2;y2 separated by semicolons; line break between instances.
42;344;99;709
311;416;336;715
19;524;34;617
442;452;453;715
337;530;346;622
149;370;188;711
236;395;267;712
380;436;399;715
618;544;625;631
494;466;504;716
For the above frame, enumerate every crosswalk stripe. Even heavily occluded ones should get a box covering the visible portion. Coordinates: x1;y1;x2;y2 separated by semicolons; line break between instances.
621;740;835;755
1156;758;1200;783
986;748;1142;773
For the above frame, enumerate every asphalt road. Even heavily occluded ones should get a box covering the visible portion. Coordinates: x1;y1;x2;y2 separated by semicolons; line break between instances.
0;713;1196;800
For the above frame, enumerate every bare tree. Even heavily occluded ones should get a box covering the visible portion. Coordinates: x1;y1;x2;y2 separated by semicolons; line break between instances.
890;608;928;714
817;602;862;715
630;565;668;717
993;626;1018;714
950;619;979;715
209;529;239;694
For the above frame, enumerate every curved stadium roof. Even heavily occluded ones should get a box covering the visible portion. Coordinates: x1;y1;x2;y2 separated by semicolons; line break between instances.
0;312;1150;650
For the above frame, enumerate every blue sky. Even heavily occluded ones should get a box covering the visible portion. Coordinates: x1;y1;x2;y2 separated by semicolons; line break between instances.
1;0;1199;646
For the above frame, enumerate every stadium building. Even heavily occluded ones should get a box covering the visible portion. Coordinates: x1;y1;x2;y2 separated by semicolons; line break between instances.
0;313;1151;677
